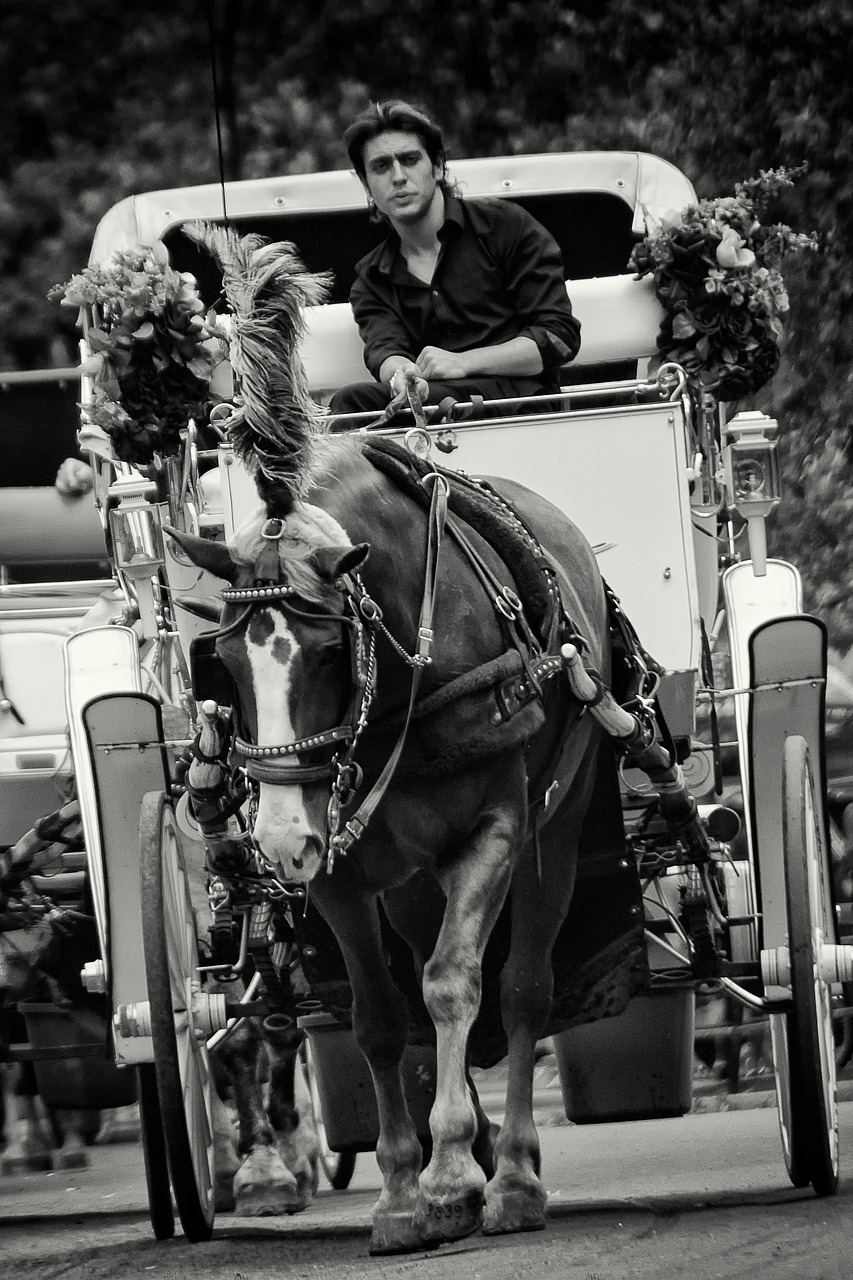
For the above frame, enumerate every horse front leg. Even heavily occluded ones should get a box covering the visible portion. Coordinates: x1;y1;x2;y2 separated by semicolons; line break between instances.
413;775;524;1244
483;741;594;1236
311;876;423;1255
215;1017;301;1216
262;1015;319;1209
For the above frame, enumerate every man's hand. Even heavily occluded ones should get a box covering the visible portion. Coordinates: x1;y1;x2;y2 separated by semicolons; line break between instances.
415;346;469;379
388;362;429;404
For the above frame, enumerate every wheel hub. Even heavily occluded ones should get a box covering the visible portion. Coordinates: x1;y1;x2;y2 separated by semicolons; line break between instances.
761;942;853;988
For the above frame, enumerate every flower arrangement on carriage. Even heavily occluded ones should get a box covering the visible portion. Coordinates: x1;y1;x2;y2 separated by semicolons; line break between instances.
629;165;818;401
51;242;228;466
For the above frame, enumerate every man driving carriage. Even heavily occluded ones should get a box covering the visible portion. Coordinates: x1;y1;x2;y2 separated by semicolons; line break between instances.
328;101;581;423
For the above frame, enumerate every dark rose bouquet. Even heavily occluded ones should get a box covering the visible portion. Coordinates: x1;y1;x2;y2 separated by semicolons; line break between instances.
629;166;817;401
51;242;227;464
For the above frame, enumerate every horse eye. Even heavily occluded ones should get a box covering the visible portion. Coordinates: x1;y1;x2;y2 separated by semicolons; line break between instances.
316;644;342;668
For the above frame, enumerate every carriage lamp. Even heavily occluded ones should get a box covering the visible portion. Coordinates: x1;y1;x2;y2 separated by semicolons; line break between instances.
722;411;781;577
108;475;165;636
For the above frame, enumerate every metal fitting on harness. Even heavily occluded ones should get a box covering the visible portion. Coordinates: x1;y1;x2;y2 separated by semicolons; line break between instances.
561;642;711;862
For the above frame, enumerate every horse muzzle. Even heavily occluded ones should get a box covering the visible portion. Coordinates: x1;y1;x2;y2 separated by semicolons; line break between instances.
251;790;327;884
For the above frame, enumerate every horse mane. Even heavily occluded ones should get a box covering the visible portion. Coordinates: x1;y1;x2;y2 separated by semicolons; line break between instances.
229;500;352;605
183;221;332;514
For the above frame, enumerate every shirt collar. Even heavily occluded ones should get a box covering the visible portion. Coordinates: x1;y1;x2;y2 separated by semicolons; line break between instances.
372;191;464;277
440;193;465;238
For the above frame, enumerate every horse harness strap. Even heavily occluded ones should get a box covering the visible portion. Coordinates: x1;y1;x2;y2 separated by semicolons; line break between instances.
326;471;450;865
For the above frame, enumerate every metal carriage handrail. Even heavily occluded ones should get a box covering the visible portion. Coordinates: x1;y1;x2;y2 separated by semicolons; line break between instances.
326;367;694;432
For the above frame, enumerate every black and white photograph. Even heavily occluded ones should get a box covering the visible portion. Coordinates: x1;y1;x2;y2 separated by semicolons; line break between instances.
2;3;853;1276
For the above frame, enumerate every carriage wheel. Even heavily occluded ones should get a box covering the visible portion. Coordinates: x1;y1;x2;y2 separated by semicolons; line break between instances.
298;1038;357;1190
140;791;216;1240
775;736;839;1196
136;1064;175;1239
769;1012;811;1188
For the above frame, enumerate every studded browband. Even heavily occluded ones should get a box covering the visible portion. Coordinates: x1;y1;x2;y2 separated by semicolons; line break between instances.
234;725;352;759
220;584;297;602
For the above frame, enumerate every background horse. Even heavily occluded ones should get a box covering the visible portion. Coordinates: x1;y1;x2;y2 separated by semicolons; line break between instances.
170;223;620;1253
181;725;321;1217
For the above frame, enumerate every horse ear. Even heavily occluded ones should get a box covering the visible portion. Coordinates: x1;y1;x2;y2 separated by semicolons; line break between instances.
310;542;370;583
163;525;239;583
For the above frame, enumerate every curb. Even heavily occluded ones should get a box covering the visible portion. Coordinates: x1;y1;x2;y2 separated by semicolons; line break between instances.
473;1073;853;1122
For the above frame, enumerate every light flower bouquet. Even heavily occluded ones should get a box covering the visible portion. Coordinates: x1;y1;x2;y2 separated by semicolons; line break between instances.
629;166;817;401
51;242;227;465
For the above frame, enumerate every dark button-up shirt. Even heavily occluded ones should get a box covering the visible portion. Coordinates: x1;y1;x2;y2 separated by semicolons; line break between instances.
350;194;581;393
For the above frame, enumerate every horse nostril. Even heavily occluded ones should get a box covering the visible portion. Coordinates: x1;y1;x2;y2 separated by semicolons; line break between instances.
291;855;303;870
305;835;324;865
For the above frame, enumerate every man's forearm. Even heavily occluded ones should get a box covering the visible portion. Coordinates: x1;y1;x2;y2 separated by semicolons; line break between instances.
416;336;543;381
459;335;543;377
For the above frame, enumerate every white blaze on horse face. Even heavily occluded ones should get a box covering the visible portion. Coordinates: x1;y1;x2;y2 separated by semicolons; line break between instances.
246;610;323;882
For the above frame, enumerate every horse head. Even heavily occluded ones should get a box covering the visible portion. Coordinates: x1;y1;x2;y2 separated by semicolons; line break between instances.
168;509;369;883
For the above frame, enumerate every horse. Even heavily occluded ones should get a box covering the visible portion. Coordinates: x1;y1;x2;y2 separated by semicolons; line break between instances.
166;222;624;1253
169;444;613;1250
180;713;321;1217
204;974;321;1217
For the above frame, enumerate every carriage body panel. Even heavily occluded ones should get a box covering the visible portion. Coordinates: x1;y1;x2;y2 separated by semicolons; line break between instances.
386;402;703;682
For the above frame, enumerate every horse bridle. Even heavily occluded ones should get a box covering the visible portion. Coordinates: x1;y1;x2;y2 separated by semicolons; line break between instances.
218;474;450;869
218;575;374;803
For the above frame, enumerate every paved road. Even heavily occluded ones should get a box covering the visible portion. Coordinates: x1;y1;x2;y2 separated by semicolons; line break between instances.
3;1099;853;1279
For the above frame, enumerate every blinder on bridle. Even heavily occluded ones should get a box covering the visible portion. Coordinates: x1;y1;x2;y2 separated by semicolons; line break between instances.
190;631;241;709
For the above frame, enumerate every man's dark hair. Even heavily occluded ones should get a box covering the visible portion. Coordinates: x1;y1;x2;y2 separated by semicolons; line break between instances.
344;100;448;183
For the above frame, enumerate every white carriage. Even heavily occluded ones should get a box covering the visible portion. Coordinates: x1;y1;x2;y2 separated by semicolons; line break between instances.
3;148;842;1236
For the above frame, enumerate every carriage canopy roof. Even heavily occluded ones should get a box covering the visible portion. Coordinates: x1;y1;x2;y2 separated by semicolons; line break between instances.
89;151;697;305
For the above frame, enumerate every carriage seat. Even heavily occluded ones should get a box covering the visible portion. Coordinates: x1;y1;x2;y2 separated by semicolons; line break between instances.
298;274;665;402
0;487;108;575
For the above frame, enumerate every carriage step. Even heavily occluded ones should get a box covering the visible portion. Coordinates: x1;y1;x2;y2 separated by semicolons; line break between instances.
761;943;853;987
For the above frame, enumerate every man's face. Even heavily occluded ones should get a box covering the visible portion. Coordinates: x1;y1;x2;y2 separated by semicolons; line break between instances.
361;130;443;224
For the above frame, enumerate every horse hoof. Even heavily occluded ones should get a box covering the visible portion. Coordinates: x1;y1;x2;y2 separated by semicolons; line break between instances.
369;1209;440;1255
413;1187;483;1243
234;1186;303;1217
233;1147;302;1217
482;1184;547;1235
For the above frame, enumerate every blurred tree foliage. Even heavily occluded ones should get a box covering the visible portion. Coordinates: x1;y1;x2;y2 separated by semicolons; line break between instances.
2;0;851;639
